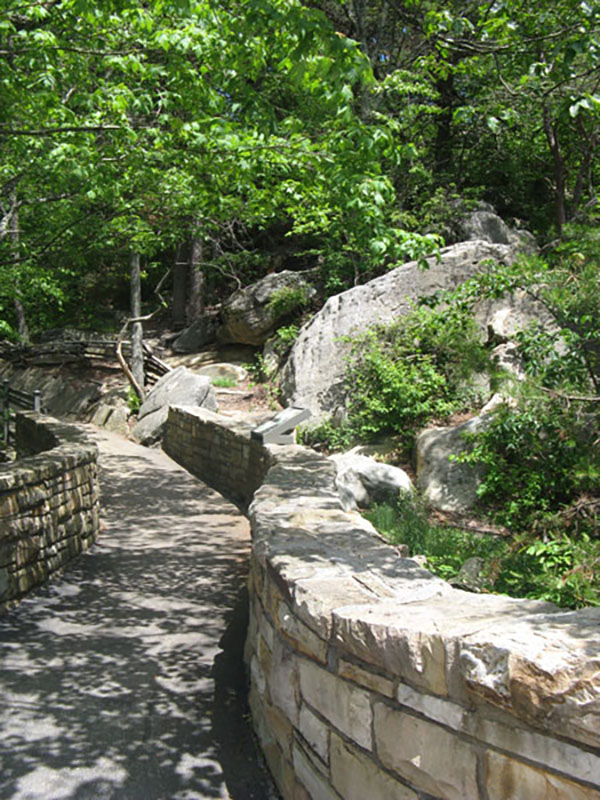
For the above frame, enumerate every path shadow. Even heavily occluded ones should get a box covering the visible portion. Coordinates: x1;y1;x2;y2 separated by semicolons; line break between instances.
0;436;277;800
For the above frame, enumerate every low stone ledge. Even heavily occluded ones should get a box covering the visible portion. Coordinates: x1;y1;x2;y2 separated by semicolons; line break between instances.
0;412;100;608
163;405;600;800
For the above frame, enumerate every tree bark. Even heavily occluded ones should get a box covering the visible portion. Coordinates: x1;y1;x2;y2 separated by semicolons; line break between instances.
130;252;144;392
9;203;29;343
172;243;188;329
542;104;567;235
572;117;597;217
434;73;455;174
186;236;205;325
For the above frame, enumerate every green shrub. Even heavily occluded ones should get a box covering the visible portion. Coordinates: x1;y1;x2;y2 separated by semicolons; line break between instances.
0;317;18;342
127;386;141;414
457;395;599;530
367;495;600;608
344;304;489;448
297;418;354;452
275;323;299;343
267;285;310;319
272;324;299;355
366;495;505;584
494;532;600;609
244;353;269;384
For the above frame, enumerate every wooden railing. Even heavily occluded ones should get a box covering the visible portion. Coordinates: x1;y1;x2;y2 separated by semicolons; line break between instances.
1;380;41;443
0;340;171;443
0;340;171;384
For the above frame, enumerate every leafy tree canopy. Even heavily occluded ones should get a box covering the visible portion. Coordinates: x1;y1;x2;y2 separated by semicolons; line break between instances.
0;0;439;334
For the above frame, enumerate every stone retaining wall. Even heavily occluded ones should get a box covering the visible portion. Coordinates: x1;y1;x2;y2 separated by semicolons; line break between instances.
164;405;600;800
0;412;100;608
163;405;272;509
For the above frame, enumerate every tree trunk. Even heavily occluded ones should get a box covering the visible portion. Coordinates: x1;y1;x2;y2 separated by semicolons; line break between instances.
13;295;29;342
572;117;597;218
434;73;455;174
9;204;29;343
543;104;567;235
130;252;144;392
172;243;188;329
186;236;205;325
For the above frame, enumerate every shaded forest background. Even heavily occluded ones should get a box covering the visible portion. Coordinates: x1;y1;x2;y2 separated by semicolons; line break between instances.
1;0;598;338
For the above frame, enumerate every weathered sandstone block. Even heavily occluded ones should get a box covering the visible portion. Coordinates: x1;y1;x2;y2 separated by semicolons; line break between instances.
292;743;338;800
484;752;600;800
298;704;329;763
374;704;479;800
299;659;372;750
330;734;417;800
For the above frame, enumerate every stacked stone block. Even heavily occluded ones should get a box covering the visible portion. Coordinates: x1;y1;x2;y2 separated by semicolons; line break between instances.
0;413;100;608
163;405;272;508
163;405;600;800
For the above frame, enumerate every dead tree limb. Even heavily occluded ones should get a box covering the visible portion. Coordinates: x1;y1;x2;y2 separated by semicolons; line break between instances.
115;265;172;400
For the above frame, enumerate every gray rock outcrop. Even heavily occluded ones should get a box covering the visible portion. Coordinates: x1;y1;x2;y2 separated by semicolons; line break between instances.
280;241;523;418
475;289;555;345
330;450;414;510
415;415;489;513
0;361;103;420
88;387;131;436
218;269;315;346
171;310;220;353
492;342;527;381
132;366;217;445
457;202;538;253
0;361;134;436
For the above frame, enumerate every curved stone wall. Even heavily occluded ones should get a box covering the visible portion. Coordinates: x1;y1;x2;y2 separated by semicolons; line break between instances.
0;412;100;608
164;405;600;800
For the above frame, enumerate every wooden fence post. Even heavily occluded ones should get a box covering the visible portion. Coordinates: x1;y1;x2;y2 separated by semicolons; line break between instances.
2;380;10;443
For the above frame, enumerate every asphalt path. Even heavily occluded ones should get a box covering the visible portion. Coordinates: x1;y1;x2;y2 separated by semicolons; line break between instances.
0;428;277;800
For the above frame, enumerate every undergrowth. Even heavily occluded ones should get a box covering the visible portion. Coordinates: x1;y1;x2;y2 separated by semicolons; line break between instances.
211;376;238;388
366;495;600;609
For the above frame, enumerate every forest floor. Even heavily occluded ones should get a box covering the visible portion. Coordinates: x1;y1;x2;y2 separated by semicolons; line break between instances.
151;335;279;418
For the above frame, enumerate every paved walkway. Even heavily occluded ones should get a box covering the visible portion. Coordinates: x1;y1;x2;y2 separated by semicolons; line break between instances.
0;428;277;800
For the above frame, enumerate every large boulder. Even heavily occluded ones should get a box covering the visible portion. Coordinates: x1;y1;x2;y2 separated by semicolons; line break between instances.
88;387;131;436
131;366;217;445
280;240;523;419
218;269;316;346
0;361;103;419
415;415;488;513
171;310;220;353
476;288;555;345
329;450;414;511
457;202;538;253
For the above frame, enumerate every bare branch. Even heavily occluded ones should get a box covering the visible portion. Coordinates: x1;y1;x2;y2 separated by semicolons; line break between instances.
0;125;121;137
115;272;171;398
538;385;600;403
0;46;142;57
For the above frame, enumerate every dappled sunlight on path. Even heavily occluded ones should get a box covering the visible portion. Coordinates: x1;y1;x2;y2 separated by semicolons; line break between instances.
0;428;276;800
